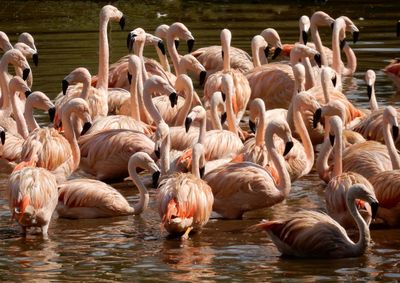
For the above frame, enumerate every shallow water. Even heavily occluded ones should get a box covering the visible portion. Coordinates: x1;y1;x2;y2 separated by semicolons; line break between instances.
0;0;400;281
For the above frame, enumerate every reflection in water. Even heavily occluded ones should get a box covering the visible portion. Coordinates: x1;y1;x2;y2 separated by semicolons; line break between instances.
0;0;400;281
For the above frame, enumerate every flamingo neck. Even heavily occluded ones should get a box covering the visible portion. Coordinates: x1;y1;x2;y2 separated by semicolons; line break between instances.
316;137;333;183
310;24;328;67
222;40;231;73
210;97;223;130
226;88;237;135
255;107;267;147
15;67;33;88
332;124;343;178
80;78;90;101
293;104;314;173
265;134;291;198
129;64;141;121
166;33;180;76
303;57;316;90
191;150;201;179
174;85;193;127
62;110;80;172
128;164;149;215
157;47;171;72
143;87;163;125
0;58;12;111
134;41;148;82
161;132;171;176
331;20;344;77
369;84;378;112
383;122;400;170
346;190;370;256
96;17;109;90
251;42;263;68
10;90;29;139
342;44;357;76
24;100;40;132
322;76;331;103
198;113;207;145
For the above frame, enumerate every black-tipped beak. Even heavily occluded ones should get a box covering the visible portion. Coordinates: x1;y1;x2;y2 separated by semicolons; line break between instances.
62;79;69;96
221;92;226;102
199;166;205;179
24;90;32;98
272;47;282;60
152;171;160;188
371;201;379;219
314;53;322;68
119;16;125;30
367;85;372;100
22;68;30;81
158;40;166;55
392;125;399;140
174;39;180;49
283;141;294;156
220;112;227;126
185;117;192;133
127;33;136;52
199;71;206;87
313;108;322;129
352;31;359;44
169;92;178;108
332;75;337;87
221;50;224;59
32;53;39;67
80;122;92;136
155;147;161;159
249;119;256;134
127;72;132;85
340;39;346;50
264;46;270;58
329;134;335;147
0;131;5;145
48;107;56;123
302;30;308;45
187;39;195;53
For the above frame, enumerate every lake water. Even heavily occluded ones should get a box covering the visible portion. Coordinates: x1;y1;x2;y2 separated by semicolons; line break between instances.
0;0;399;281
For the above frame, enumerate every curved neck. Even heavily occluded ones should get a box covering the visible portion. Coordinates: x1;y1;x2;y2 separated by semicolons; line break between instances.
198;113;207;145
166;33;180;76
128;164;149;215
293;103;314;173
156;47;171;72
322;77;330;103
0;58;11;111
143;87;163;125
160;133;171;176
332;125;343;178
133;40;148;82
303;57;316;90
346;192;370;256
265;134;291;197
10;90;29;139
342;44;357;76
80;79;90;101
255;108;266;146
96;16;109;90
62;111;80;172
222;40;231;73
383;122;400;170
174;85;193;127
316;137;333;182
310;24;328;67
226;90;237;135
24;100;40;132
369;85;378;112
331;21;343;76
210;95;223;130
15;67;33;88
129;64;141;121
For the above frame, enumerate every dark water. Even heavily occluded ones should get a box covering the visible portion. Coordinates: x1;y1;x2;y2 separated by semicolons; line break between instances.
1;0;400;281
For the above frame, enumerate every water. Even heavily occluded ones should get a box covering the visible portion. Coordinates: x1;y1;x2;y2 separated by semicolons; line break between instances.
1;0;400;281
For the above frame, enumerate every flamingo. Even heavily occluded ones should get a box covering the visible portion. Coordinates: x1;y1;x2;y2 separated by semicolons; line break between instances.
384;58;400;90
57;152;160;218
204;119;294;219
319;116;377;229
203;29;251;123
157;143;214;238
255;183;379;258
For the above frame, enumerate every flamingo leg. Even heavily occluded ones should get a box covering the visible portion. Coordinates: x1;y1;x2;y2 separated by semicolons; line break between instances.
181;226;193;240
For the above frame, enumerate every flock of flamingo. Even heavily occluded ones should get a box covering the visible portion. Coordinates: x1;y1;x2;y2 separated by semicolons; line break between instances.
0;5;399;259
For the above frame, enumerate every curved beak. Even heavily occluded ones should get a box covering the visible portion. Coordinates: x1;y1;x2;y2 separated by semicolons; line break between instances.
22;68;30;81
329;134;335;147
62;79;69;95
283;141;294;156
169;92;178;108
158;40;166;55
352;31;359;44
185;117;192;133
313;108;322;129
314;53;322;68
80;122;92;136
48;107;56;123
174;39;180;49
272;47;282;60
367;85;372;100
264;46;270;58
220;112;227;126
25;90;32;98
127;72;132;85
249;119;256;134
302;30;308;45
392;125;399;140
187;39;195;53
371;201;379;219
119;16;126;30
32;53;39;67
0;130;5;145
199;71;207;87
127;32;136;52
152;171;160;188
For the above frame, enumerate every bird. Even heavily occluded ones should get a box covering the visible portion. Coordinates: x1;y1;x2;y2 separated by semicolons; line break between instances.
57;152;160;218
157;142;214;238
255;183;379;258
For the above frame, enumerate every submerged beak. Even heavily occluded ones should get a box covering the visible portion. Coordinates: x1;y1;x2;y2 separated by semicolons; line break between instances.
367;85;372;100
199;71;207;86
152;171;160;188
48;107;56;123
119;16;126;30
158;40;166;55
62;79;69;95
353;31;359;44
169;92;178;108
32;53;39;67
185;117;193;133
187;39;195;53
313;108;322;129
249;119;256;134
392;125;399;140
283;141;294;156
302;30;308;45
314;53;322;68
80;122;92;136
371;201;379;219
329;134;335;147
272;47;282;60
0;131;5;145
22;68;30;81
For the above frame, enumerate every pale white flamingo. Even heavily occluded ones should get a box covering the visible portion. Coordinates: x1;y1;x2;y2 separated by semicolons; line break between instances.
157;143;214;238
8;165;58;238
204;118;293;219
203;29;251;123
57;152;160;219
255;183;379;258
